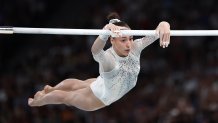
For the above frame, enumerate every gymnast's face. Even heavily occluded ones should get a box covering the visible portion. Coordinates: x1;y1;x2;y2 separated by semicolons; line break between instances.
111;34;133;57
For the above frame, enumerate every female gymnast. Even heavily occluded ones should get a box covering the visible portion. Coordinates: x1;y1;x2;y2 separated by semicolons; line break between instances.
28;12;171;111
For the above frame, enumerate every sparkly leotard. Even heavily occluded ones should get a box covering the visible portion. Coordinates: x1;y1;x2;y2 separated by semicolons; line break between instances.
90;35;158;105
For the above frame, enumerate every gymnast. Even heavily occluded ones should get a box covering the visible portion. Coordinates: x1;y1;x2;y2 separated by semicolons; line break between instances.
28;12;171;111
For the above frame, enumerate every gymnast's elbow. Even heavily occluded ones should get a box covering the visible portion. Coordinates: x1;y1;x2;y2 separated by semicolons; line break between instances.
91;46;97;54
91;46;102;55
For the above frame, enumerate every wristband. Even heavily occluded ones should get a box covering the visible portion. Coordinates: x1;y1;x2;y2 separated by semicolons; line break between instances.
99;34;109;42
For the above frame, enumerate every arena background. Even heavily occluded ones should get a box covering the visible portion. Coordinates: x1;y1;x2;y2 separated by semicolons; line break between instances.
0;0;217;123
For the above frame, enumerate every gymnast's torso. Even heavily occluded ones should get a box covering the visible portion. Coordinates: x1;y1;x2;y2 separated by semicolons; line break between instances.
90;36;158;105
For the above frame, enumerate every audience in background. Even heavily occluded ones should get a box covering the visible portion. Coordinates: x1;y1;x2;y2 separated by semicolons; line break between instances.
0;0;217;123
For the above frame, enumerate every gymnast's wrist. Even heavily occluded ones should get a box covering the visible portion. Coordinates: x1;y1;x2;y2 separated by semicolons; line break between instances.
99;26;110;42
99;34;109;42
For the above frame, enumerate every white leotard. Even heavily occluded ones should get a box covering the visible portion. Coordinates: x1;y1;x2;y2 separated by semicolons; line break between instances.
90;35;159;105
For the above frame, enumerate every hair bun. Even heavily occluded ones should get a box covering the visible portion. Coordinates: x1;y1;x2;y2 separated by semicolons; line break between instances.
107;12;121;24
107;12;120;20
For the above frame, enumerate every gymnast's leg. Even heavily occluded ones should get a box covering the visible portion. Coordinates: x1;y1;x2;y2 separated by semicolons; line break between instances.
28;87;105;111
44;78;96;93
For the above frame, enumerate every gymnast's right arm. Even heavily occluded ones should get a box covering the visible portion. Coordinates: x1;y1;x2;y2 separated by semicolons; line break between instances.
91;24;119;72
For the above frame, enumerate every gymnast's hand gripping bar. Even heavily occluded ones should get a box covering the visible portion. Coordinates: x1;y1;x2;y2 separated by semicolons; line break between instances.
0;27;218;36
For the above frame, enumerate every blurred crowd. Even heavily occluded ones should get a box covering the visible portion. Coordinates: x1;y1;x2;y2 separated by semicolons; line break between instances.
0;0;218;123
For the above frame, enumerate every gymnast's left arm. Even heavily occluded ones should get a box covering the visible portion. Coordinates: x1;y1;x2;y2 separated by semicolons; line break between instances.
133;21;171;54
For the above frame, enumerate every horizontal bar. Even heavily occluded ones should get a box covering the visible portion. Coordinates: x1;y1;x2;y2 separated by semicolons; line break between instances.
0;27;218;36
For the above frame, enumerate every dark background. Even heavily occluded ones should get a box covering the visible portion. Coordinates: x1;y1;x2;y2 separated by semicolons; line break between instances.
0;0;217;123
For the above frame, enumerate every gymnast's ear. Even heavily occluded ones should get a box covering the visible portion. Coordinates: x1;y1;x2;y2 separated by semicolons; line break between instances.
110;37;115;44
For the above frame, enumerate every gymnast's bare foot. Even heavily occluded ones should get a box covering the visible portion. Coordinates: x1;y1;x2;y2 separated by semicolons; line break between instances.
28;91;45;106
44;85;54;94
